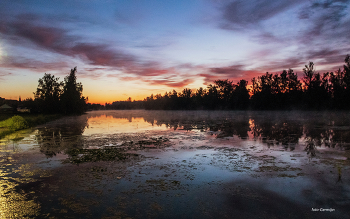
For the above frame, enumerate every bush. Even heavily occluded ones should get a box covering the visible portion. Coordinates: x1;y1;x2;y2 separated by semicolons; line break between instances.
7;115;28;131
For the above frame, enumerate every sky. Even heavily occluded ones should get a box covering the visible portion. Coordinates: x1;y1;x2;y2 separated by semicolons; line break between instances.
0;0;350;104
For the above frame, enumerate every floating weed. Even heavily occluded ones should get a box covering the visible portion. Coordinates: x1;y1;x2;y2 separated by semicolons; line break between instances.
64;148;139;164
256;165;303;175
15;163;52;178
277;173;297;178
58;197;91;214
150;202;162;211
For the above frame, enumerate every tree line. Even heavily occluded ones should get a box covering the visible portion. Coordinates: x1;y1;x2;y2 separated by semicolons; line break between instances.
26;67;87;114
141;55;350;110
29;55;350;112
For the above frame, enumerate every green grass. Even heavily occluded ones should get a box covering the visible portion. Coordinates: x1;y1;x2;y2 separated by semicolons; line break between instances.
0;114;62;139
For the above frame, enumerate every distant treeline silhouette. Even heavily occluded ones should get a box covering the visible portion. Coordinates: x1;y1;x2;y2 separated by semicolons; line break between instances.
127;55;350;110
23;67;87;114
104;98;144;110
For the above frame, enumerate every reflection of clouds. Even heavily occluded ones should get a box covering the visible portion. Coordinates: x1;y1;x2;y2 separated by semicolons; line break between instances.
83;115;167;135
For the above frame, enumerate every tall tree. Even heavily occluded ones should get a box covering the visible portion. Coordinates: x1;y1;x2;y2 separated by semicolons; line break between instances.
60;67;87;114
233;79;250;109
302;62;330;109
34;73;63;114
303;61;315;91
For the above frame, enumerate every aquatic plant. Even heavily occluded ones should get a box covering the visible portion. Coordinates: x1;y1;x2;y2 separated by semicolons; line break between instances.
64;148;137;164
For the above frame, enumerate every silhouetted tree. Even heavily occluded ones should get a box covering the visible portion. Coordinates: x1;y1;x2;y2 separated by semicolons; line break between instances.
215;79;235;108
179;88;193;109
330;68;345;108
205;84;219;109
302;62;331;109
60;67;87;114
340;55;350;108
303;62;315;90
233;80;250;109
141;55;350;111
194;87;206;109
34;73;63;114
251;72;274;109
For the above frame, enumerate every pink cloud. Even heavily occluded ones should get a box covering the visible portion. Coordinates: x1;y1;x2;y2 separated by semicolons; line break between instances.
146;78;194;88
2;56;70;73
2;15;137;69
203;65;263;85
2;15;180;81
71;43;136;68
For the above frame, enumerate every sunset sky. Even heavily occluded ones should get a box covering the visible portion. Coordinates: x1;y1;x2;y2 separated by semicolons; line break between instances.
1;0;350;104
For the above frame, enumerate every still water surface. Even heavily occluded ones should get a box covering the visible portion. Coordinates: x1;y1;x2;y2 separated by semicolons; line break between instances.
1;110;350;218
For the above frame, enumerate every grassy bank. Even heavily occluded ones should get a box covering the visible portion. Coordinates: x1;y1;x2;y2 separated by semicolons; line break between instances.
0;114;62;139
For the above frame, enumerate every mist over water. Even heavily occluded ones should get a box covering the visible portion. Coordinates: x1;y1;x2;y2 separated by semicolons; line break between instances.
1;110;350;218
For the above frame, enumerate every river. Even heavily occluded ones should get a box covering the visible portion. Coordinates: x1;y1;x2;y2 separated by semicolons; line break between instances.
1;110;349;218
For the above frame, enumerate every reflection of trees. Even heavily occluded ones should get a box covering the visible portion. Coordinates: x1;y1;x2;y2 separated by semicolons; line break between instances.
208;120;250;139
249;112;350;152
304;138;317;157
35;116;88;157
250;113;304;150
85;111;350;149
331;130;350;149
336;166;342;183
141;112;251;138
46;111;350;158
303;113;350;150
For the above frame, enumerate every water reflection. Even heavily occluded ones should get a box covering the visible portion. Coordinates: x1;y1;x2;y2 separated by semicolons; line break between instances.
32;110;350;160
304;138;317;157
35;116;88;158
83;115;167;135
0;139;43;218
2;110;350;218
0;175;40;218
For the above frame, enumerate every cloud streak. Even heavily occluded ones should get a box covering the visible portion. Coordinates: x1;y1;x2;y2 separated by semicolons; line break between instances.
1;13;179;82
145;78;194;88
220;0;305;29
215;0;350;74
199;65;263;85
1;13;214;89
2;56;70;73
1;1;349;99
219;0;350;45
0;72;12;81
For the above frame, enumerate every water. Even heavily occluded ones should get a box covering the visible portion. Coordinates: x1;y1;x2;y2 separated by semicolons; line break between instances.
1;110;350;218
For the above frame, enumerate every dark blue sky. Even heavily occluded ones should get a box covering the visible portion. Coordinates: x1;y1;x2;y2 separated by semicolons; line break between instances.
1;0;349;103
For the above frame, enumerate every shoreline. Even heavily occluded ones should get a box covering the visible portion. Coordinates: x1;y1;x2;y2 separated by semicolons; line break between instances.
0;114;63;139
